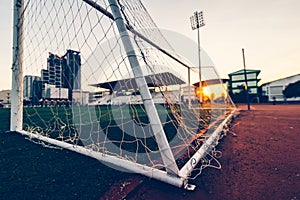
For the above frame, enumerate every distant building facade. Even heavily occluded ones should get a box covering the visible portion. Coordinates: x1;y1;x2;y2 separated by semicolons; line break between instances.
45;53;63;87
62;49;81;100
88;91;110;104
261;74;300;102
44;84;69;99
42;50;81;100
72;90;89;105
24;75;41;101
32;80;44;105
228;69;261;103
24;49;82;105
182;86;197;103
0;90;11;108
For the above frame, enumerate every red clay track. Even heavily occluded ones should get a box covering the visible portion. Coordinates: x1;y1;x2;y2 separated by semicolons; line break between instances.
105;104;300;200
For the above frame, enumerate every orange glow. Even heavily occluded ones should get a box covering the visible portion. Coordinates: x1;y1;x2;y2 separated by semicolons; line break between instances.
195;86;210;96
202;86;211;97
195;83;228;103
195;86;211;102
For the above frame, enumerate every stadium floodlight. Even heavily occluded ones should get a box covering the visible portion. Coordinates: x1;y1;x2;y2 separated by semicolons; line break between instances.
190;11;205;30
190;11;205;103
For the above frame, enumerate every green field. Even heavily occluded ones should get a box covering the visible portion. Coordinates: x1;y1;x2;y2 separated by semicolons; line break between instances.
0;105;213;156
0;108;10;132
7;105;210;154
0;104;211;133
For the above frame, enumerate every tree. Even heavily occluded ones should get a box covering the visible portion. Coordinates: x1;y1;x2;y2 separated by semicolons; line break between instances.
283;80;300;98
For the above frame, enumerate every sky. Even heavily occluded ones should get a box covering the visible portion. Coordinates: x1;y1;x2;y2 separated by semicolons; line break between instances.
0;0;300;90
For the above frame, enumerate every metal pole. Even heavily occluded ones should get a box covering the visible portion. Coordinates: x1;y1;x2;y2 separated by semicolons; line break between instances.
108;0;179;176
188;68;191;107
11;0;24;131
197;27;202;103
190;11;205;104
242;48;250;111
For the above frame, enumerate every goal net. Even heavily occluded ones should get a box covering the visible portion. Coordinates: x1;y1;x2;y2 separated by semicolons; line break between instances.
11;0;235;188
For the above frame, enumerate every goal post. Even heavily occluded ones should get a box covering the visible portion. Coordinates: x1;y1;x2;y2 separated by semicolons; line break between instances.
10;0;24;132
10;0;236;189
108;0;179;176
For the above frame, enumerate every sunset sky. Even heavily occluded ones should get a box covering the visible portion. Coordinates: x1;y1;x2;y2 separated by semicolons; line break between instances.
1;0;299;90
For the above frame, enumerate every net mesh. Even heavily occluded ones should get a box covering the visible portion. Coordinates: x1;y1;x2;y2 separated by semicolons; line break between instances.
19;0;235;180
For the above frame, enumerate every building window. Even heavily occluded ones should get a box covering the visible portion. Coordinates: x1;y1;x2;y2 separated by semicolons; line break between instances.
247;81;257;87
231;75;245;81
269;86;283;95
249;88;257;94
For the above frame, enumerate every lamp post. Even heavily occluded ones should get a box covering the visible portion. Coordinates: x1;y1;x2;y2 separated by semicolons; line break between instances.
242;48;250;110
190;11;205;103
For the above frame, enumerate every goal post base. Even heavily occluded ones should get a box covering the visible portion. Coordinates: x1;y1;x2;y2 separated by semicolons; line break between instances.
16;130;186;188
179;109;236;177
15;107;236;190
184;184;196;191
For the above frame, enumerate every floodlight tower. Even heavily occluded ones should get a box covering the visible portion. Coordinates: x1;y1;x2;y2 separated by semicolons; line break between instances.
190;11;205;103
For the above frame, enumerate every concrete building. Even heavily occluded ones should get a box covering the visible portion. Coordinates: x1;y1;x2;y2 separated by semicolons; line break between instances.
261;74;300;102
89;91;110;104
37;49;81;101
72;90;89;105
32;80;44;105
41;69;49;84
228;69;261;103
22;49;81;105
24;75;41;101
0;90;11;108
90;72;185;105
62;50;81;90
44;84;68;99
62;49;81;100
182;86;197;103
44;53;63;87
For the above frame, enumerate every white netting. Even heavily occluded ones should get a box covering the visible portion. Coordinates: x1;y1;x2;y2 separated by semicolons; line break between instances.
18;0;235;183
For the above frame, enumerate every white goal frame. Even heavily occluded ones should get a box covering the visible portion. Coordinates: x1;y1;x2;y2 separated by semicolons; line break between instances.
10;0;236;189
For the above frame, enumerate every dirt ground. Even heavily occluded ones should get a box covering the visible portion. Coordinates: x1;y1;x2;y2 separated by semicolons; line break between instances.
120;104;300;200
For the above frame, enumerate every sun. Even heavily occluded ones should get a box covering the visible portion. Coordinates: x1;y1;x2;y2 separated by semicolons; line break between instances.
202;86;211;97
